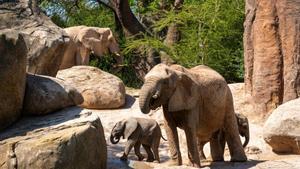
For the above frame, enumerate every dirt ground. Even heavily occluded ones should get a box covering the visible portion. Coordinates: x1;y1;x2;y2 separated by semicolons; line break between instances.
90;95;300;169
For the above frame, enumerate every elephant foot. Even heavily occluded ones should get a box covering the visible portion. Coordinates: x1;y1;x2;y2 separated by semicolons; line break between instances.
137;155;145;161
212;157;224;162
153;159;160;163
230;154;247;162
146;158;154;162
169;153;182;165
165;159;181;166
120;154;128;161
170;158;182;165
188;161;201;168
199;153;206;161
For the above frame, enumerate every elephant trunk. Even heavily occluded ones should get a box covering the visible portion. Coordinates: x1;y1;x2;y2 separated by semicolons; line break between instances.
139;80;157;114
114;53;123;65
243;129;250;148
111;52;123;73
110;134;120;144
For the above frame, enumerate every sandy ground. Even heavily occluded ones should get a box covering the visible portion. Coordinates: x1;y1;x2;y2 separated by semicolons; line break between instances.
86;95;300;169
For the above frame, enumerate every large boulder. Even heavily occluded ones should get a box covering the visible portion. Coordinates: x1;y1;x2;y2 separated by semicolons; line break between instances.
22;74;83;115
0;30;27;130
244;0;300;116
0;0;69;76
263;98;300;154
56;66;126;109
0;107;107;169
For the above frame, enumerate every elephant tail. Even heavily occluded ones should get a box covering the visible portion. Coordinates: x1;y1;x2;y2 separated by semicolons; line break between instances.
161;134;167;141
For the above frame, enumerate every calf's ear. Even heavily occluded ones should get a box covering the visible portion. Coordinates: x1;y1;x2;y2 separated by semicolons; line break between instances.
123;118;139;139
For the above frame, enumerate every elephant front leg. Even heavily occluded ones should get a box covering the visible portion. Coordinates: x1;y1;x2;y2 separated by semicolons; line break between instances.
184;127;201;168
210;130;224;161
142;144;154;162
224;111;247;162
134;141;144;161
164;119;182;165
120;139;136;161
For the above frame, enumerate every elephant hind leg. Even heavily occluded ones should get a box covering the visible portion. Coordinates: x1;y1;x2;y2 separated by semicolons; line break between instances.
143;144;154;162
197;140;207;160
224;109;247;162
152;142;160;163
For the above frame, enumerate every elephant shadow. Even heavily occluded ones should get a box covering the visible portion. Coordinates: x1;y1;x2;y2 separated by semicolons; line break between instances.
122;94;137;109
206;160;266;169
107;138;170;168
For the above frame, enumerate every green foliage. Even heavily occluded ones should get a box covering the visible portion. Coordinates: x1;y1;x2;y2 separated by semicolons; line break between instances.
40;0;115;29
127;0;245;83
179;0;245;82
123;34;167;55
41;0;245;86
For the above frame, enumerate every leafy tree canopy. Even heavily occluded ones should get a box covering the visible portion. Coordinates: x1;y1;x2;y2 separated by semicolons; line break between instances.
41;0;245;87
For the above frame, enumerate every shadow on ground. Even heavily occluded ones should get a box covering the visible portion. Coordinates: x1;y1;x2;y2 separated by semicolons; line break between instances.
0;106;83;140
206;160;265;169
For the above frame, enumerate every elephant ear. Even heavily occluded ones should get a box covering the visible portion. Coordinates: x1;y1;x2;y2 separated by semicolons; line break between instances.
123;118;139;139
77;28;101;50
107;32;120;53
168;69;195;111
81;37;101;50
98;28;110;43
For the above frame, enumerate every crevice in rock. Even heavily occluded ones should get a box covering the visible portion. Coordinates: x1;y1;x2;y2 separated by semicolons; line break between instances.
7;142;18;169
244;0;257;96
273;4;284;106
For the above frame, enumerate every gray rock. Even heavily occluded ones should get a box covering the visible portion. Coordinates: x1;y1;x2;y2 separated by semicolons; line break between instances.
0;30;27;130
0;0;69;76
22;74;83;115
0;107;107;169
263;98;300;154
57;66;126;109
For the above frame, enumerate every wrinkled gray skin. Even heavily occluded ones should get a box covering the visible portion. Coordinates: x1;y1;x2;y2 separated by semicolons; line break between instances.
198;113;250;160
110;117;165;162
139;64;247;168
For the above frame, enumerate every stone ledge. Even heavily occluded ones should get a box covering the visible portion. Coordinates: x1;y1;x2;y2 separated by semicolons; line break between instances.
0;107;107;169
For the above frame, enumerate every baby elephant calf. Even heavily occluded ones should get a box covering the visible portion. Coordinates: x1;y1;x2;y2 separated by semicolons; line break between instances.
110;117;166;162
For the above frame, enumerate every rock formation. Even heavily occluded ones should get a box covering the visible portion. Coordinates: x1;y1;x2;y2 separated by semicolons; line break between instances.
57;66;126;109
0;0;69;76
22;74;83;115
0;107;107;169
244;0;300;116
0;30;27;130
263;98;300;154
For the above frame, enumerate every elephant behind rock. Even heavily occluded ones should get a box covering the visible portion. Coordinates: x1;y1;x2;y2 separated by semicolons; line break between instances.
139;64;247;167
110;117;166;162
59;26;123;72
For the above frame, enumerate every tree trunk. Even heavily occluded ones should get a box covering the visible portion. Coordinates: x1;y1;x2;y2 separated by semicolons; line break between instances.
244;0;300;117
163;0;184;46
164;23;180;47
97;0;146;36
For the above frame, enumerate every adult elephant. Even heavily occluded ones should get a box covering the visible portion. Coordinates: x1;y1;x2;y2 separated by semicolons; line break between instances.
59;26;123;72
139;64;247;167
